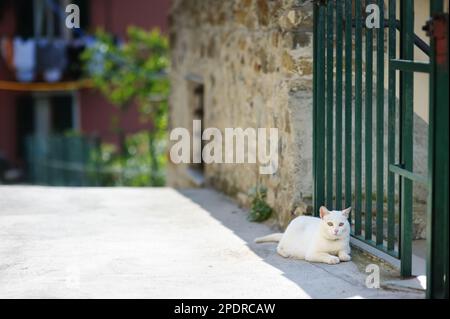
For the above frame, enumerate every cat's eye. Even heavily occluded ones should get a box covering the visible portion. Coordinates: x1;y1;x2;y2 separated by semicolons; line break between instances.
327;222;333;226
339;223;344;227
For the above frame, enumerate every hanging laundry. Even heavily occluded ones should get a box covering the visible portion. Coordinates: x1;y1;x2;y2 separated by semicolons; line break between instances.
36;38;67;82
66;38;86;80
13;37;36;82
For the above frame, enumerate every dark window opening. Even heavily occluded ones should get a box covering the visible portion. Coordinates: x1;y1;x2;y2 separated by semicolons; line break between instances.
51;95;73;133
14;0;35;38
15;95;35;160
15;94;74;161
191;84;204;173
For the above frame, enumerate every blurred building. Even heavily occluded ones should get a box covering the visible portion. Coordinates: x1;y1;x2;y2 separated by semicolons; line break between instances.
0;0;169;178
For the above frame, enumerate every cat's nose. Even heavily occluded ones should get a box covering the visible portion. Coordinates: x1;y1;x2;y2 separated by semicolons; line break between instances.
334;229;339;234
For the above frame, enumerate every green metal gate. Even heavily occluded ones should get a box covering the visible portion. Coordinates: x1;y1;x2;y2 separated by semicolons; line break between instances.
312;0;448;298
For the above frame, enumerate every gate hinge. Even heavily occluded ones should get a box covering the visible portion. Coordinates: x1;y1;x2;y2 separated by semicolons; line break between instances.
423;13;448;67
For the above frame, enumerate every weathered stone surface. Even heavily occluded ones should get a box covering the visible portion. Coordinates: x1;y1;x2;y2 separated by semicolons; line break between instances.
168;0;314;229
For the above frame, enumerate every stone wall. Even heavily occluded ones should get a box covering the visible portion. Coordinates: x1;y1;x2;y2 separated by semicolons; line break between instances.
168;0;315;228
168;0;429;238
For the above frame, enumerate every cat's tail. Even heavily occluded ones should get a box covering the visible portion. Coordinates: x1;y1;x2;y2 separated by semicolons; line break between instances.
254;233;283;243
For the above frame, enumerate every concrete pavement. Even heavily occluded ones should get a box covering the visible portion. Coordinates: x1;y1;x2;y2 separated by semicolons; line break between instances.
0;186;424;298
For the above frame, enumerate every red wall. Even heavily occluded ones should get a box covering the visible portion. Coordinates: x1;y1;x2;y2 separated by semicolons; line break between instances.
0;3;17;164
79;89;154;146
89;0;169;37
0;90;17;163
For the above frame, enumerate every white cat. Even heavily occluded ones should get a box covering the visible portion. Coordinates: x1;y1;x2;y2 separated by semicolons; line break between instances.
255;206;352;264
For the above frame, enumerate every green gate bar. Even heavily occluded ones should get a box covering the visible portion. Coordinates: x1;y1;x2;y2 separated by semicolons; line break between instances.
344;0;352;214
364;0;374;241
335;0;343;210
354;0;363;235
312;1;318;214
399;0;414;277
427;0;449;299
376;0;385;246
326;0;334;208
390;59;431;73
387;0;396;252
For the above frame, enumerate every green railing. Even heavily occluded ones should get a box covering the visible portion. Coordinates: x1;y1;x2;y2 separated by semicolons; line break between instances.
25;133;165;187
313;0;437;277
26;134;100;186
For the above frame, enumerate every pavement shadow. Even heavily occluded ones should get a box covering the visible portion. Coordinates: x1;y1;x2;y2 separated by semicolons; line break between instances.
176;188;423;299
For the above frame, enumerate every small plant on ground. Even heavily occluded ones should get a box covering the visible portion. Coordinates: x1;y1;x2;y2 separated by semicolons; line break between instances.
248;185;273;222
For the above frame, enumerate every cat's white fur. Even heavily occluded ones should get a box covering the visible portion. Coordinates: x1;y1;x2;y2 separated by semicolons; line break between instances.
255;206;352;265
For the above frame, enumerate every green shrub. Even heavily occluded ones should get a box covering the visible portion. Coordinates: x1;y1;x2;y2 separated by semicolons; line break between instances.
88;131;166;187
248;186;273;222
81;27;169;186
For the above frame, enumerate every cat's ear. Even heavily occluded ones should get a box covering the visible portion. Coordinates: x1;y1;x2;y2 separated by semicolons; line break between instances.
342;207;352;219
319;206;329;219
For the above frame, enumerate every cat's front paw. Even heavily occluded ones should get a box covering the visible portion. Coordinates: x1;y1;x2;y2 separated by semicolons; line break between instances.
338;252;351;262
326;256;340;264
